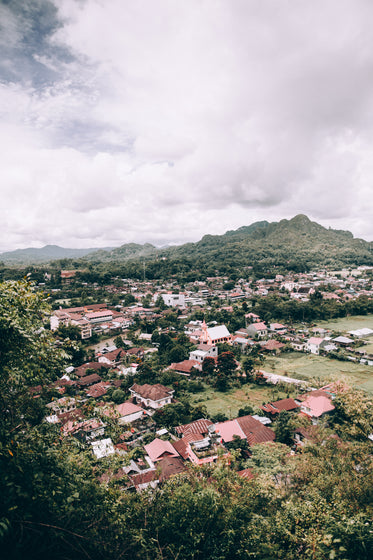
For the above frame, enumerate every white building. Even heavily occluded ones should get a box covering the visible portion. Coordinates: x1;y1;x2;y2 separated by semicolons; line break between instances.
161;293;185;307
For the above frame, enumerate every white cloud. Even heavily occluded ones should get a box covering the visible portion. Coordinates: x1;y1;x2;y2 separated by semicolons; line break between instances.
1;0;373;252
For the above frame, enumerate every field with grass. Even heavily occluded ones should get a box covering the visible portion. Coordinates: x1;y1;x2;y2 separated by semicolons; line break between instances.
190;383;291;418
264;352;373;393
316;314;373;333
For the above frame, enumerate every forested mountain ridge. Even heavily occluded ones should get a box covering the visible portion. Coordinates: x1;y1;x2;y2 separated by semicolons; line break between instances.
67;214;373;269
0;244;115;264
160;214;372;272
2;215;373;270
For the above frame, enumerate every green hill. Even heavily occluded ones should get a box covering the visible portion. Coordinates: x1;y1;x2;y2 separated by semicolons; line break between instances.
161;214;373;270
0;244;114;264
2;215;373;270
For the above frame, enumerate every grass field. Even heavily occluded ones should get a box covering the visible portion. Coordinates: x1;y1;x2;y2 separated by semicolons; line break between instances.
264;352;373;393
316;314;373;332
190;383;290;418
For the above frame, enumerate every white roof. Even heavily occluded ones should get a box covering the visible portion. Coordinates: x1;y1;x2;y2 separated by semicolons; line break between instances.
348;328;373;336
191;350;208;357
333;336;353;344
207;325;230;340
91;438;115;459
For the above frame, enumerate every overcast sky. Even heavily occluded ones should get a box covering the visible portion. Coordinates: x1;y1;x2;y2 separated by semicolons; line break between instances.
1;0;373;252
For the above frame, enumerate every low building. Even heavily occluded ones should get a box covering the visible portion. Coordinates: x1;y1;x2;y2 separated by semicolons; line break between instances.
169;359;201;376
116;401;147;424
246;322;268;339
129;383;174;409
144;438;180;463
261;398;300;416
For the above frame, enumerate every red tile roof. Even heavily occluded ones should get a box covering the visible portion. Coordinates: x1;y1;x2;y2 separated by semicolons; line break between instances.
261;398;300;415
130;383;174;402
236;415;276;446
77;373;102;387
86;381;111;398
144;438;180;462
175;418;213;436
169;359;200;374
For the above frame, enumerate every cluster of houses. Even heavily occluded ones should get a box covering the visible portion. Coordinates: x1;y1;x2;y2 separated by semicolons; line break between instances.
43;372;338;492
50;303;133;339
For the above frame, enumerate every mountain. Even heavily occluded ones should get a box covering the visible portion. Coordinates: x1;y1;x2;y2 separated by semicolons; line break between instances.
84;243;157;262
2;216;372;269
0;244;115;264
163;214;372;269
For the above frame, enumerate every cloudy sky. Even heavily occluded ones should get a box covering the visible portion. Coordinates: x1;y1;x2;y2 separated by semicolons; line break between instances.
1;0;373;252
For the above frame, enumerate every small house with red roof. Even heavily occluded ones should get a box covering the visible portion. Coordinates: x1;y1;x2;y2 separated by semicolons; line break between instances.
144;438;180;463
129;383;174;409
261;398;300;416
116;401;147;424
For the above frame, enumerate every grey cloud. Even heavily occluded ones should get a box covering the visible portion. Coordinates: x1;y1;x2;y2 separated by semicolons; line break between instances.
1;0;373;250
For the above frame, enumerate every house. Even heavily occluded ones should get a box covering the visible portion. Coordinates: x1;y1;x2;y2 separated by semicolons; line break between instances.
157;456;186;482
91;438;115;459
333;336;354;347
129;456;186;492
123;455;155;475
214;419;246;443
116;401;147;424
269;323;287;335
296;391;335;423
231;335;254;351
235;415;276;446
237;468;255;480
77;373;102;387
144;438;180;463
246;322;268;339
169;359;201;376
348;328;373;338
189;343;218;364
174;419;223;465
175;418;213;437
65;418;106;441
213;415;276;447
261;398;300;416
260;340;285;354
129;383;175;409
86;381;111;399
75;362;109;377
129;470;159;492
50;303;111;339
305;337;324;355
245;312;261;324
98;348;127;367
161;293;186;307
46;397;76;415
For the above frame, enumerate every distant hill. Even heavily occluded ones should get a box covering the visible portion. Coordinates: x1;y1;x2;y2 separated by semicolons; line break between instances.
84;243;157;262
0;244;114;264
2;215;372;269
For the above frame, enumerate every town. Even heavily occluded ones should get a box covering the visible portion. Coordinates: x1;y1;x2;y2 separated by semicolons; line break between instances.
2;256;373;560
21;263;373;490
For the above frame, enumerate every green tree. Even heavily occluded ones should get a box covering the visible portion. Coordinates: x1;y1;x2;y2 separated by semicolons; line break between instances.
202;356;216;375
111;389;126;404
273;410;294;445
217;351;237;376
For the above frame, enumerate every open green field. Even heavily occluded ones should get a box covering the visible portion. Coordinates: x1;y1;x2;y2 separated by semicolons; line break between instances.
316;314;373;333
264;352;373;393
190;383;289;418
